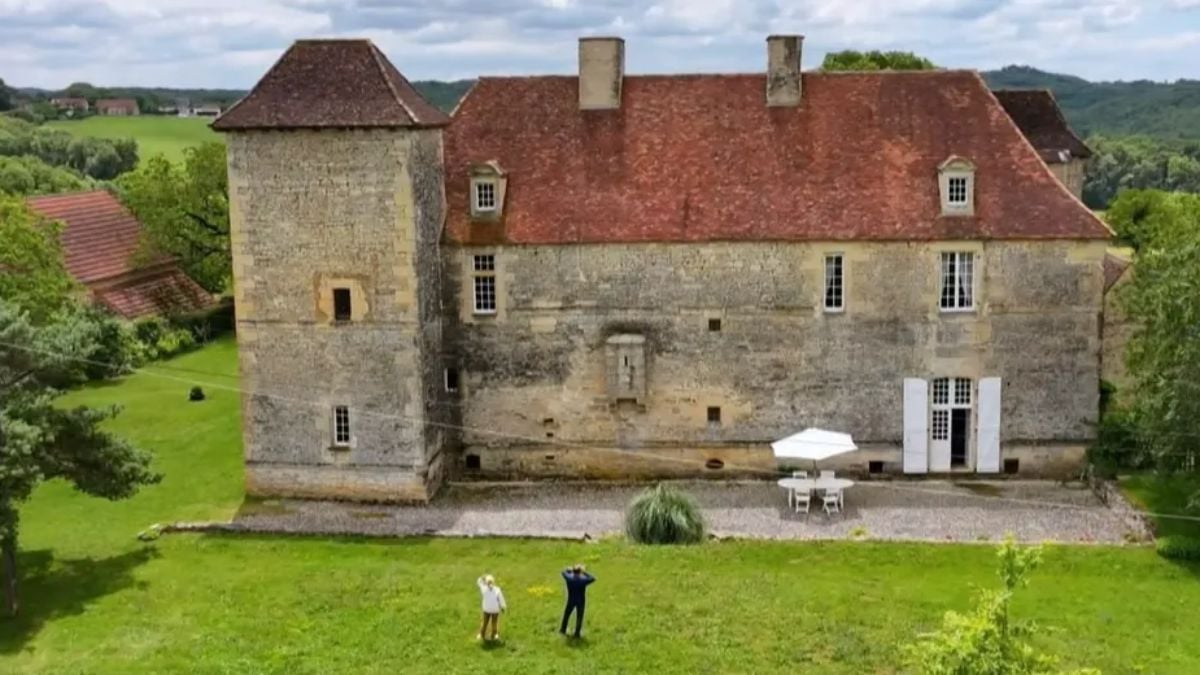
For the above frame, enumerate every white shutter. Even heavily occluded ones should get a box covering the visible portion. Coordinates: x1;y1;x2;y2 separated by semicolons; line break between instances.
903;378;929;474
976;377;1001;473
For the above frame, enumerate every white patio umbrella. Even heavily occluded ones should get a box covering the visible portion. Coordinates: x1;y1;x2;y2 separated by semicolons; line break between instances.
771;428;858;473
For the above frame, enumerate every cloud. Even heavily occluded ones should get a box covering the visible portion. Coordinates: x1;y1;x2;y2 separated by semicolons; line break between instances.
1;0;1198;87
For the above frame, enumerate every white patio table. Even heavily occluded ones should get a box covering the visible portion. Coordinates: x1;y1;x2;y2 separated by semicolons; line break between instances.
776;477;855;505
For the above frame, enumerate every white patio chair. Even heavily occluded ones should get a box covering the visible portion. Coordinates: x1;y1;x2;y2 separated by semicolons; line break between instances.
787;471;808;509
794;487;812;514
822;490;840;517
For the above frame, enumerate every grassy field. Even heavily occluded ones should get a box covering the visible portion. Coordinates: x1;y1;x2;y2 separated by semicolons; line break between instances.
1122;473;1200;538
3;339;1200;673
46;116;221;164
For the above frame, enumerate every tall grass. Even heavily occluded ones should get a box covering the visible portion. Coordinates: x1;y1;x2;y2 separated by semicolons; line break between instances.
625;483;707;544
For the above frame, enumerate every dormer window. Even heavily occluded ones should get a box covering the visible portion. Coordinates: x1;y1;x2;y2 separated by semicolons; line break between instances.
938;156;975;216
473;180;496;212
469;161;506;220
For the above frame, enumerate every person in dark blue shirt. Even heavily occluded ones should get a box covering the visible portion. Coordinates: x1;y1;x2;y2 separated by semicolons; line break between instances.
560;564;595;638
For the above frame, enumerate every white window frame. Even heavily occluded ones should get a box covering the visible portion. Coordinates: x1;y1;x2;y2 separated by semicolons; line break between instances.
472;253;497;315
444;367;459;393
472;179;497;213
930;377;973;470
823;253;845;313
939;251;975;312
332;405;351;448
946;176;969;208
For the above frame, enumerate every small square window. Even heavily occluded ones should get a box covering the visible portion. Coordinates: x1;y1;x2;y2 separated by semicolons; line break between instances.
444;368;460;393
708;318;722;332
472;254;495;272
473;181;497;212
868;460;884;474
332;405;351;447
465;453;481;470
332;287;352;322
707;406;721;424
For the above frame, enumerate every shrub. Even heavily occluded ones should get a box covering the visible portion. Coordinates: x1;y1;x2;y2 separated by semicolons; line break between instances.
1156;536;1200;562
625;483;706;545
1087;409;1149;478
170;299;235;343
903;536;1098;674
189;386;205;402
82;308;147;379
131;315;197;360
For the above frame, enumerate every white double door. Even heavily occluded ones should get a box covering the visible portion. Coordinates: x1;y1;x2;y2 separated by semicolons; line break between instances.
903;377;1001;474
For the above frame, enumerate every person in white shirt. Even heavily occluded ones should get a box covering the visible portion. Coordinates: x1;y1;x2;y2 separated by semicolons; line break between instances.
476;574;506;641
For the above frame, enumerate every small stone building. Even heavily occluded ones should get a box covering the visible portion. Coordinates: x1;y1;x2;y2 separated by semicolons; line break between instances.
993;89;1092;199
215;36;1112;502
95;98;140;116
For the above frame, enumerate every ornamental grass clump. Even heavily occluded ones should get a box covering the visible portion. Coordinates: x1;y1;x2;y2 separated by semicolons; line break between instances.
624;483;707;545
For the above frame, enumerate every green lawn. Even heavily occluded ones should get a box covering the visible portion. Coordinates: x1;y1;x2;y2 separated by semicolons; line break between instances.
46;116;221;164
1122;473;1200;538
3;338;1200;673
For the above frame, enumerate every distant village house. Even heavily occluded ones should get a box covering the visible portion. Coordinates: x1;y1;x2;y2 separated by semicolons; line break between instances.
96;98;140;116
25;190;213;319
50;97;89;112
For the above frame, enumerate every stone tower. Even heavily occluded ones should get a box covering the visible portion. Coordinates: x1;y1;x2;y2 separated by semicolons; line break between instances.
213;39;450;501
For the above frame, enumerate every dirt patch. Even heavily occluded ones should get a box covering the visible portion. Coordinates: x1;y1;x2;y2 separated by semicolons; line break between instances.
237;497;295;518
958;482;1005;498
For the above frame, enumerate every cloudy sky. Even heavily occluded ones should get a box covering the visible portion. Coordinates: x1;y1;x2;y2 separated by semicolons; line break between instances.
2;0;1198;89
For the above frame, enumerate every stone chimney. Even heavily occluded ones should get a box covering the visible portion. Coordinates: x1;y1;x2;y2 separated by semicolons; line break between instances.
766;35;803;107
578;37;625;110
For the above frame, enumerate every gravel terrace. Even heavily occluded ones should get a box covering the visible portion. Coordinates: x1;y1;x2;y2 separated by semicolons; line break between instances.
229;480;1142;544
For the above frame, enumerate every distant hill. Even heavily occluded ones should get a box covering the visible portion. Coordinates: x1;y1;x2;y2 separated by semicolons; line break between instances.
983;66;1200;141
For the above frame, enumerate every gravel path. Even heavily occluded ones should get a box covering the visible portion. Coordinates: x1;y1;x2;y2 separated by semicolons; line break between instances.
229;480;1140;544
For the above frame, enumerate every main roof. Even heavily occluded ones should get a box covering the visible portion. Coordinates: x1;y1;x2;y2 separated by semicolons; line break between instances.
444;71;1110;244
992;89;1092;163
24;190;212;318
213;39;448;131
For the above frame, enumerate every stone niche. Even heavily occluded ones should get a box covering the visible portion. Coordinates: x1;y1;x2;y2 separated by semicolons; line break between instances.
605;334;646;405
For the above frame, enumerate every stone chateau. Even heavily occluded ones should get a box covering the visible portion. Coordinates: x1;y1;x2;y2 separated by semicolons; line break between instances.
213;36;1111;502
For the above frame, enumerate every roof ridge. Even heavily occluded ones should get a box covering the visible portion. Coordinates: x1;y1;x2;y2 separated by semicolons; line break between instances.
478;69;980;81
213;42;299;129
367;41;417;124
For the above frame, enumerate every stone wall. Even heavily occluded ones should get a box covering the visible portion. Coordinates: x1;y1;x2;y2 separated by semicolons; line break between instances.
443;239;1107;479
226;127;446;502
1049;159;1086;201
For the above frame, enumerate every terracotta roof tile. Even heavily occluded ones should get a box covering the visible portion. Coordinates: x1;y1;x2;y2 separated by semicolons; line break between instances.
26;190;145;283
993;89;1092;162
25;190;213;318
444;71;1110;244
95;268;213;319
213;39;448;131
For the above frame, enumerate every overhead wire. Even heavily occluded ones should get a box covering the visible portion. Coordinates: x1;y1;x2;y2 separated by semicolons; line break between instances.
4;337;1200;524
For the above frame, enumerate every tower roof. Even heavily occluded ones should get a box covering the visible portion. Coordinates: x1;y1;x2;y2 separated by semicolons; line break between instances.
212;39;449;131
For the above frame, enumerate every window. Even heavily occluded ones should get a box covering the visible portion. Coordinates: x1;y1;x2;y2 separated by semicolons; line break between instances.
932;377;950;405
707;406;721;424
938;156;975;215
332;287;352;322
473;180;497;212
472;254;496;314
332;405;351;447
823;254;844;312
947;177;968;206
931;409;949;441
708;318;722;332
954;377;972;406
444;368;460;393
939;252;974;311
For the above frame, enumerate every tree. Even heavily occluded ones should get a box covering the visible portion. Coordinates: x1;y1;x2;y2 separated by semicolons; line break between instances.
0;77;13;112
0;155;92;196
820;50;936;71
0;195;77;322
0;300;160;616
1117;191;1200;471
119;142;229;293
